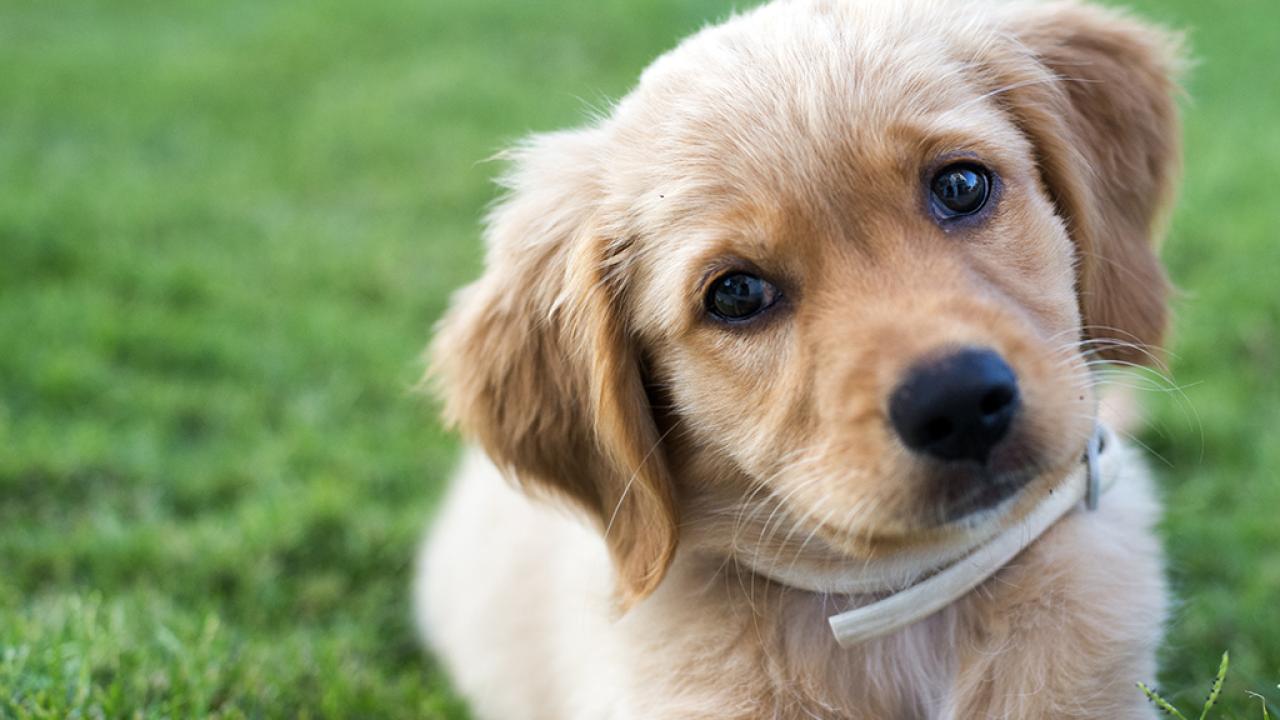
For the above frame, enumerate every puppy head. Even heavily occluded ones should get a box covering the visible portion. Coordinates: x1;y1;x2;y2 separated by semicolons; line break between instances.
431;0;1181;601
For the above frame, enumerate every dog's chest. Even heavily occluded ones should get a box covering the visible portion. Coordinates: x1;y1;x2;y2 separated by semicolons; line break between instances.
632;569;960;719
765;596;958;719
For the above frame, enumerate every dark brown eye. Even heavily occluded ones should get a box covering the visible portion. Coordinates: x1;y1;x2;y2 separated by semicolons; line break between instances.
706;273;779;321
930;163;991;217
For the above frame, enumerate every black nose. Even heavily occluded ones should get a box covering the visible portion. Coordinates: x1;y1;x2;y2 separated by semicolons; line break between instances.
888;348;1020;463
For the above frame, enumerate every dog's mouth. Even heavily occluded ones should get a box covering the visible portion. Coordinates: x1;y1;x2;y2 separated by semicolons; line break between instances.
730;433;1095;594
922;429;1064;525
932;465;1038;525
809;455;1070;557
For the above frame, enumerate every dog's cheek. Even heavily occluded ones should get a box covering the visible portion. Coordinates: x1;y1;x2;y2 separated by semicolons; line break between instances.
650;335;798;474
963;189;1082;342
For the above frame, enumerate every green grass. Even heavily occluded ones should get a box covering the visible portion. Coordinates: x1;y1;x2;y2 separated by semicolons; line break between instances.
0;0;1275;716
1139;651;1230;720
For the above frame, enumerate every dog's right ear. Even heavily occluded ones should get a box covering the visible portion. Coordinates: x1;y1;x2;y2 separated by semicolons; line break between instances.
429;129;678;604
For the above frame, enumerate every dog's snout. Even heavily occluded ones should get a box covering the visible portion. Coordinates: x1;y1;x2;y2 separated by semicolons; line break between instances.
888;348;1020;464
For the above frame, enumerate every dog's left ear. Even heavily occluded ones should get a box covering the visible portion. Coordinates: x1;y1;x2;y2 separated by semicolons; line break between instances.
992;2;1183;365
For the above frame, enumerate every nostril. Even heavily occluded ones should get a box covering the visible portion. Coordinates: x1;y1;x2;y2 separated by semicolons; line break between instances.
980;385;1015;417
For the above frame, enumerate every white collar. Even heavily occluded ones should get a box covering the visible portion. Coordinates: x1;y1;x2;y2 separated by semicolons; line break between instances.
825;424;1115;647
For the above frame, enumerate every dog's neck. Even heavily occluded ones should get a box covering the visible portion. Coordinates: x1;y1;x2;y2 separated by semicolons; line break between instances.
650;543;965;718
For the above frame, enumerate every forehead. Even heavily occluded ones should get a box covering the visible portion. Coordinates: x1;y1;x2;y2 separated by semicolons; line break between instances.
612;2;1013;163
599;0;1033;322
603;0;1029;223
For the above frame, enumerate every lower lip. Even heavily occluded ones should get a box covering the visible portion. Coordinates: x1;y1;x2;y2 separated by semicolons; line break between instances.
943;474;1030;524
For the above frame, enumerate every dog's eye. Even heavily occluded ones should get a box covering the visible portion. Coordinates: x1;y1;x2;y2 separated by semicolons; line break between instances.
706;273;779;321
930;163;991;218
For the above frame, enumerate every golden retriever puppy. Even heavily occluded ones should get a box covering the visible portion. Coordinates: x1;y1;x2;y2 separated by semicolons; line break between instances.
417;0;1182;717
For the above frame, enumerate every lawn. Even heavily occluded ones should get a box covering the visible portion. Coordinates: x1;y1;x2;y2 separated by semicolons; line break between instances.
0;0;1275;717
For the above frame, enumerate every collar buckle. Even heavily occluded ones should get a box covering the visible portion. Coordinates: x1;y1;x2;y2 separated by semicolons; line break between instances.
1085;423;1104;511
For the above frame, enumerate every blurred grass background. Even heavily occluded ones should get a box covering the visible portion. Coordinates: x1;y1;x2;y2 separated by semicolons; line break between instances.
0;0;1275;717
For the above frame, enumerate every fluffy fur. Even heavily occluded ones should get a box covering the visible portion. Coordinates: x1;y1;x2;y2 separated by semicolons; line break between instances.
418;0;1183;717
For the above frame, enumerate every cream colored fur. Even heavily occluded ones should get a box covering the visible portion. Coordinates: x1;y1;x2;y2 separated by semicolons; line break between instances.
420;442;1164;719
417;0;1182;717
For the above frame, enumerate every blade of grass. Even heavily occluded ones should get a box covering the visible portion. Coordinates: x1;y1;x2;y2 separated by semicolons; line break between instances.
1139;682;1191;720
1198;651;1229;720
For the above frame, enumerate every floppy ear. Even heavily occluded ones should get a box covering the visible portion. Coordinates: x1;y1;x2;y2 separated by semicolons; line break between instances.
429;129;678;603
992;2;1182;365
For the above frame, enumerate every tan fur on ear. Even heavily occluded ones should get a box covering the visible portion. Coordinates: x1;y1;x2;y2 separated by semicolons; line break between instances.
991;2;1183;365
429;129;678;603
